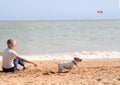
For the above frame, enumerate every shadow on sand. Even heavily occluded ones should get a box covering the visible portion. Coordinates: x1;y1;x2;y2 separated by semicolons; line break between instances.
42;71;69;75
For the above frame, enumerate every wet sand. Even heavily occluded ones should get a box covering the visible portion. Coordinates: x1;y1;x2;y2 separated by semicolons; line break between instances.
0;59;120;85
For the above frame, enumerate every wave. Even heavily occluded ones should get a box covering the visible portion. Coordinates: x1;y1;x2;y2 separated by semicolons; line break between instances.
1;51;120;61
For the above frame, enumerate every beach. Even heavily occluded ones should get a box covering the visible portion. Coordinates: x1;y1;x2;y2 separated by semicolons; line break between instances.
0;21;120;85
1;59;120;85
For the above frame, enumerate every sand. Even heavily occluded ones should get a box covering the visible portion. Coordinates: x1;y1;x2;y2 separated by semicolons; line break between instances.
0;59;120;85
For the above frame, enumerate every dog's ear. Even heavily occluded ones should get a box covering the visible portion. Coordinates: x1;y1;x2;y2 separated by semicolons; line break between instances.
74;57;76;59
74;57;78;60
79;59;82;61
74;57;82;61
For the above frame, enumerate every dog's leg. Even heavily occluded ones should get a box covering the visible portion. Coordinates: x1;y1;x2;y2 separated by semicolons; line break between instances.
77;68;80;74
68;69;71;72
58;69;62;73
69;68;73;74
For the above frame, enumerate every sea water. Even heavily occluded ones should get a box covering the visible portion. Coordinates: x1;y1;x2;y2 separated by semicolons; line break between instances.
0;20;120;60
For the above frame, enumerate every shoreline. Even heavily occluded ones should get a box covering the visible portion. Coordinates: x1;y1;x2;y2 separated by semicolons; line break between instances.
1;51;120;61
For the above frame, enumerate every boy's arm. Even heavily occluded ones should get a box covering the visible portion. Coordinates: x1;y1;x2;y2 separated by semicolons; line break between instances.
16;56;37;67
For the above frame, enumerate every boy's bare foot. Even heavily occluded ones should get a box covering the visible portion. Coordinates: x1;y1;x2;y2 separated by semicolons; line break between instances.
23;66;31;70
16;68;20;71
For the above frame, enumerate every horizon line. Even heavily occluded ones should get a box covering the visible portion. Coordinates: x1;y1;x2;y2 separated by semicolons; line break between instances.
0;19;120;22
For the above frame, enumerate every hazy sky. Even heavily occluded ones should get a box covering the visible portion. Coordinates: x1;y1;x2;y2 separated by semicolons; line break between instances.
0;0;120;20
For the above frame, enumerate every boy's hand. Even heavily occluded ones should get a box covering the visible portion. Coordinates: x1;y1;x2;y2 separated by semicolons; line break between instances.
33;63;37;67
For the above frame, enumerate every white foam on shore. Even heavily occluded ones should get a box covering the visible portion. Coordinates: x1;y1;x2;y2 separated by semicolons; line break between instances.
0;51;120;61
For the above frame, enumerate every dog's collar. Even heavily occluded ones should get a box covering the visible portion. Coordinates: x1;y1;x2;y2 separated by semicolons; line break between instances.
72;61;77;65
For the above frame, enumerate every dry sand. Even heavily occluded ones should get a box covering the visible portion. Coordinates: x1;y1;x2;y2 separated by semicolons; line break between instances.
0;59;120;85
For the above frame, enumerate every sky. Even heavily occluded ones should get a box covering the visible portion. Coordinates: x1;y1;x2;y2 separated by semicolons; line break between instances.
0;0;120;20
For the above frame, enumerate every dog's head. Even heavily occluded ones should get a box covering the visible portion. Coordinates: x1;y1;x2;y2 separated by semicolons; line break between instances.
74;57;82;62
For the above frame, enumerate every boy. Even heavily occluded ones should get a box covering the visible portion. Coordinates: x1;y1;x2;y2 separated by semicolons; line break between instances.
2;39;37;72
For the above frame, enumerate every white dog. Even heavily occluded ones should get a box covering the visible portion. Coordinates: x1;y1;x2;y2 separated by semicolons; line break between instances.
58;57;82;73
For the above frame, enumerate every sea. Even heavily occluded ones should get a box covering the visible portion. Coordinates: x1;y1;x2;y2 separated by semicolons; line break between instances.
0;20;120;60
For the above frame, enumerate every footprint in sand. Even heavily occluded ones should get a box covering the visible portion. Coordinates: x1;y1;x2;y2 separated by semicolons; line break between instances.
103;82;109;85
42;72;50;75
117;78;120;81
96;78;102;81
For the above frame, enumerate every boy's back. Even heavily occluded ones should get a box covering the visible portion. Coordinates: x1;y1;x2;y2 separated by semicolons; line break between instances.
2;48;18;68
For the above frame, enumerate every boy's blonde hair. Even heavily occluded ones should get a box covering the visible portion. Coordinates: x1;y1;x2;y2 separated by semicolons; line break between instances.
7;39;16;45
